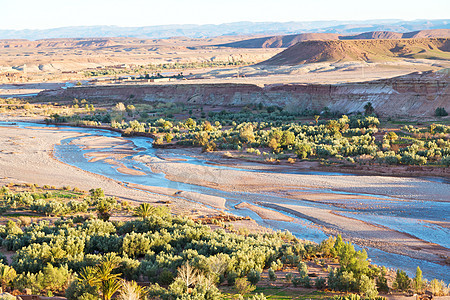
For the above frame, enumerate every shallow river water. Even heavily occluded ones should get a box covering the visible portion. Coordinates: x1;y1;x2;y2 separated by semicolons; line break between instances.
2;121;449;282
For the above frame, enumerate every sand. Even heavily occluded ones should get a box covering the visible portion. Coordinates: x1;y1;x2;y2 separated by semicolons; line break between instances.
235;202;294;222
0;124;219;217
135;152;450;202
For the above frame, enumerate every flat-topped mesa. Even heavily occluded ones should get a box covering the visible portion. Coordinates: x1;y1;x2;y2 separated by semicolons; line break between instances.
259;38;450;65
38;69;449;118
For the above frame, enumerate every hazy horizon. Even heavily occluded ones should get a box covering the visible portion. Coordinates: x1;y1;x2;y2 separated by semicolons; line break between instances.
2;0;449;30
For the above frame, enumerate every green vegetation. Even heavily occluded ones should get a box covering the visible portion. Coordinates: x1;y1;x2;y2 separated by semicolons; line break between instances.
0;184;448;298
83;60;252;78
4;95;448;168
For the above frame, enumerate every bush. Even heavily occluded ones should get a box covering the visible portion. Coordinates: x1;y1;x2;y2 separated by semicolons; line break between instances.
234;277;255;296
441;155;450;166
292;275;311;287
359;274;378;299
429;279;446;296
268;268;277;281
247;269;260;285
227;271;238;286
298;262;308;277
65;280;98;300
249;293;267;300
158;269;174;285
393;269;410;292
315;277;326;289
435;107;448;117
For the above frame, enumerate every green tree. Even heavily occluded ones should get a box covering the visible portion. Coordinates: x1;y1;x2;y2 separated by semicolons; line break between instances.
364;102;374;115
393;269;410;292
358;274;378;299
96;198;116;221
81;254;122;300
247;269;260;285
268;268;277;281
412;266;424;294
435;107;448;117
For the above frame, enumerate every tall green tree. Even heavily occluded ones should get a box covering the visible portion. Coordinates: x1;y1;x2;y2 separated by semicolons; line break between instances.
412;266;424;294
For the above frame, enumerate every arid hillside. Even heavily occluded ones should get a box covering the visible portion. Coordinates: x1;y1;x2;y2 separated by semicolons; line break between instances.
261;38;450;65
217;33;341;48
0;36;280;81
219;29;450;48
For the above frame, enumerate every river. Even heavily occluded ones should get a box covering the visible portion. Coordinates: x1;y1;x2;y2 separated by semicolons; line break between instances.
1;121;449;282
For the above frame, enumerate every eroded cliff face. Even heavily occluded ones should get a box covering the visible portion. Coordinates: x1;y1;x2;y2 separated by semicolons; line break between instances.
39;70;449;117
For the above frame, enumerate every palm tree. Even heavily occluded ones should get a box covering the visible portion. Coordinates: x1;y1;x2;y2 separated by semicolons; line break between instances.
0;265;16;291
364;102;374;115
134;203;154;219
79;254;122;300
314;115;320;125
100;278;121;300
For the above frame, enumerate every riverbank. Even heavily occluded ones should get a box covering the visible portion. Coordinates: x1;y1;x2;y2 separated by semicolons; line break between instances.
134;149;450;267
0;124;223;218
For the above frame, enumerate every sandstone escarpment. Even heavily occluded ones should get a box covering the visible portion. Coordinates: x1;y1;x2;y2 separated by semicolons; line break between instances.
38;70;449;117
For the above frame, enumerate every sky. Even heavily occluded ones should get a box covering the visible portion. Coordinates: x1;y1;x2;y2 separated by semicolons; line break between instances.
1;0;449;30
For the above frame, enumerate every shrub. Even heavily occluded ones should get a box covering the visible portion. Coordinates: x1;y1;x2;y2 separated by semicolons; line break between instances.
429;279;446;296
359;274;378;299
158;269;174;285
65;280;98;300
247;269;260;285
268;268;277;281
298;262;308;277
435;107;448;117
227;271;238;286
235;277;255;296
249;293;267;300
292;275;311;287
315;277;326;289
393;269;410;292
441;155;450;166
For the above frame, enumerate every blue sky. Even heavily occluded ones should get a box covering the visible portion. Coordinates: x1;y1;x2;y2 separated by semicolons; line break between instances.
1;0;449;30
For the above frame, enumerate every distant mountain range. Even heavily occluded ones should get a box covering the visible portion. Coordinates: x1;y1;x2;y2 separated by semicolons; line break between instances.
218;29;450;48
0;19;449;40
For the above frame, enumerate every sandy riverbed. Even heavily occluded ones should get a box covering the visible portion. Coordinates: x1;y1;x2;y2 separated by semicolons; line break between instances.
0;125;220;217
136;152;450;202
134;151;450;266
